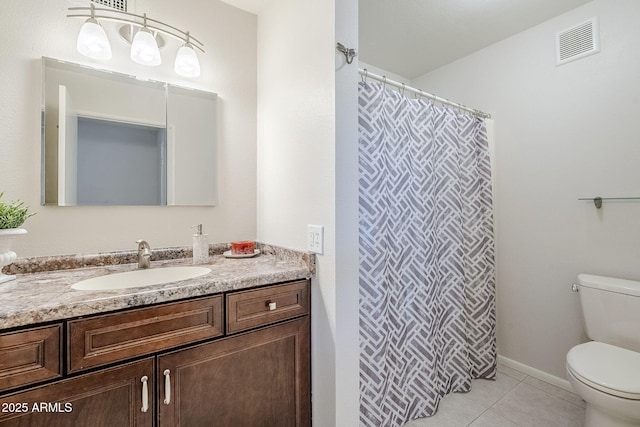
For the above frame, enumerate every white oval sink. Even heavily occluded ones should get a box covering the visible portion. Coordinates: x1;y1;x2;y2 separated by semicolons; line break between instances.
71;266;211;291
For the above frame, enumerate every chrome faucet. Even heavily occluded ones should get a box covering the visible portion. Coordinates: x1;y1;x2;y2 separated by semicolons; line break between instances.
136;240;151;269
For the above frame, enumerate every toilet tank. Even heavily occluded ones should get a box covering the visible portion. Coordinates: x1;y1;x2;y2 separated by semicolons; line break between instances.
577;274;640;352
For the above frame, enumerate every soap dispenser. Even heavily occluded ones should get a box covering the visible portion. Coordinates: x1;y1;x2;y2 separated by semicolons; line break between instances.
192;224;209;264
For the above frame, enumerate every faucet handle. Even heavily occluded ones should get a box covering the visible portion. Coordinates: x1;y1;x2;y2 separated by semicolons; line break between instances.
136;240;152;269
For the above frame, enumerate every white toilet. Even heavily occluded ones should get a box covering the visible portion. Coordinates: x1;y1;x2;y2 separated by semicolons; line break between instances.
567;274;640;427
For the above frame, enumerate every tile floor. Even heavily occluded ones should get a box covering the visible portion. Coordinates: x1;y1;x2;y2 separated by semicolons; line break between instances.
403;363;585;427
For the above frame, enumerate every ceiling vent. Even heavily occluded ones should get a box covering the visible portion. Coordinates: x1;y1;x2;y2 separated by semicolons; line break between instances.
68;0;136;12
92;0;127;12
556;18;600;66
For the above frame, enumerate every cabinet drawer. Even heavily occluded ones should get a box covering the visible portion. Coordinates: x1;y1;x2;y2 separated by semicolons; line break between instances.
0;324;62;393
68;295;223;373
227;280;310;333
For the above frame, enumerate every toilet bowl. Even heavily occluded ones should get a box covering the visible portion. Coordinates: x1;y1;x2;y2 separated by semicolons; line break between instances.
568;274;640;427
566;341;640;427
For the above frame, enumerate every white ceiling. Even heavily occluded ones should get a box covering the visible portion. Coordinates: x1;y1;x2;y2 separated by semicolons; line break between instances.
220;0;266;15
360;0;594;79
220;0;594;79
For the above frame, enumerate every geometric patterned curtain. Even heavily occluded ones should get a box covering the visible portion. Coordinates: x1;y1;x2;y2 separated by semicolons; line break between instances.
358;81;496;427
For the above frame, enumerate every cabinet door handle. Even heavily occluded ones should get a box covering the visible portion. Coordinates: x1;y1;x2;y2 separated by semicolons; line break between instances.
268;302;277;311
163;369;171;405
141;376;149;413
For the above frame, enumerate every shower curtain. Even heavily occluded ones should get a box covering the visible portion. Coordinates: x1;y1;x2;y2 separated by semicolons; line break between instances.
358;81;496;427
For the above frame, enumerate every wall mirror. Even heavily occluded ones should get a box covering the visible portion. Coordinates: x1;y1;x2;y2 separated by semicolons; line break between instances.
41;57;218;206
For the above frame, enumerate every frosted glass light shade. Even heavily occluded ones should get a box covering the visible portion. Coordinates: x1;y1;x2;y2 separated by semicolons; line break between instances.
130;28;161;66
174;44;201;78
76;19;112;60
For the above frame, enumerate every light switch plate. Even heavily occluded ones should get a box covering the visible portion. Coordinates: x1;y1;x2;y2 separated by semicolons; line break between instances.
307;225;324;254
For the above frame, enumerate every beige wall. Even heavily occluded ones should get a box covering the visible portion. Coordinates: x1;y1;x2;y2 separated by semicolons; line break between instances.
256;1;340;425
0;0;257;256
412;0;640;379
256;0;360;424
335;0;360;423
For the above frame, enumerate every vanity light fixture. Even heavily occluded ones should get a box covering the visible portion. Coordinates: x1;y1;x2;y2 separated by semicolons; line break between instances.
67;2;204;77
130;15;161;66
174;33;201;77
76;4;112;60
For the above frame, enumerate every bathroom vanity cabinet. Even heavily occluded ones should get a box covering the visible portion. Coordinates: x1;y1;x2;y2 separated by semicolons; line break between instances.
0;279;311;426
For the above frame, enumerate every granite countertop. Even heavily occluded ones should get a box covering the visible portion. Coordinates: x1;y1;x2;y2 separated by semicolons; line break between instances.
0;244;315;330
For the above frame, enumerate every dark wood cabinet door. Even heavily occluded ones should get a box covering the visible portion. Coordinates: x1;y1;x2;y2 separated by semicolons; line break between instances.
0;358;154;427
158;317;310;427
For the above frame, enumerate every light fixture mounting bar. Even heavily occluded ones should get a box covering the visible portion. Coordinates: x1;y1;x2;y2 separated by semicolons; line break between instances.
67;6;204;53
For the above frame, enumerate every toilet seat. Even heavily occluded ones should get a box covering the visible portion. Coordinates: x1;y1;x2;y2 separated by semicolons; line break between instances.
567;341;640;400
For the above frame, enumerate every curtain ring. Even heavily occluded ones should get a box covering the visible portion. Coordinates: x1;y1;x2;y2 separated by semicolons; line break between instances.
382;76;387;88
400;83;406;96
362;68;368;83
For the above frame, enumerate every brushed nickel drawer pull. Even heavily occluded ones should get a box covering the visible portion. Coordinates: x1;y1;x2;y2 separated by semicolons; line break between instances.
268;302;277;311
163;369;171;404
141;376;149;412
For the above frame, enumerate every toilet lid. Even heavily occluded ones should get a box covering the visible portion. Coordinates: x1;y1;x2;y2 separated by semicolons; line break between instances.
567;341;640;399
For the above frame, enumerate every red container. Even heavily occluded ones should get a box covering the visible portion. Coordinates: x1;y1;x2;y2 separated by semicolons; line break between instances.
231;241;255;255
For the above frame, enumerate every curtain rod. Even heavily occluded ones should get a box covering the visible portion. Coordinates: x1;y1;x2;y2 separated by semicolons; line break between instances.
358;68;491;119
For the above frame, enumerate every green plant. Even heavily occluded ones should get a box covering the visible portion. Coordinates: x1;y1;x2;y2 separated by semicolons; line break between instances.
0;193;35;229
